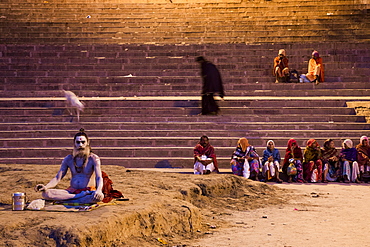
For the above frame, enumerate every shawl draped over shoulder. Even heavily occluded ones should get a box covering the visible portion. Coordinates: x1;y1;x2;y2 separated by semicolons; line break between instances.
283;139;303;169
194;142;219;172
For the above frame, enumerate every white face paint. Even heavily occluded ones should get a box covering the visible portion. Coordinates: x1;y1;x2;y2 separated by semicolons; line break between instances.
75;136;88;150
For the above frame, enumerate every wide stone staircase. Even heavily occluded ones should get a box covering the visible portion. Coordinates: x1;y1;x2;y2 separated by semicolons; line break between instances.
0;0;369;169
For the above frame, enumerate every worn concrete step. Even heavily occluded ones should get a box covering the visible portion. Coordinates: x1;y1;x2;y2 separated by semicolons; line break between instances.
1;129;368;139
1;121;369;131
0;136;360;149
0;106;358;115
1;89;370;98
0;144;348;158
1;80;370;93
2;80;370;91
0;115;365;124
1;42;368;52
0;144;356;168
1;35;367;45
0;97;359;108
0;156;193;167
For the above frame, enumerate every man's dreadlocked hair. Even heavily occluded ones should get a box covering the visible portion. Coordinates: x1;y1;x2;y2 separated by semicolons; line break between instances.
74;128;89;141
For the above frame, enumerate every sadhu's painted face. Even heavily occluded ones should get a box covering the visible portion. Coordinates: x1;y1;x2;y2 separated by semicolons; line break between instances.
75;136;88;150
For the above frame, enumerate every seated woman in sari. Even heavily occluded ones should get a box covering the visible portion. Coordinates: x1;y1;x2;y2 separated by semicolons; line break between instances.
230;138;260;180
321;139;340;182
340;139;360;183
262;140;282;183
283;139;305;183
356;135;370;180
303;139;323;183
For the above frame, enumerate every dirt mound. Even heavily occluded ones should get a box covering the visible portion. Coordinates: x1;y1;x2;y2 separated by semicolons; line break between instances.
0;164;290;246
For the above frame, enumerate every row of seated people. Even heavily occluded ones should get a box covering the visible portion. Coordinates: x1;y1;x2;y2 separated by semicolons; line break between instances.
193;135;370;183
273;49;324;84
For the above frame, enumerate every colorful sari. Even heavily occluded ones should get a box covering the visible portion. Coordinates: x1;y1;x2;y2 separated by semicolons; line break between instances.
340;139;360;182
231;138;260;178
321;139;340;181
303;139;323;182
283;139;304;182
356;136;370;170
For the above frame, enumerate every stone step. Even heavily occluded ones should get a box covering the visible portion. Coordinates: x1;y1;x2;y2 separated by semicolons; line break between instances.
1;42;367;51
2;24;364;34
1;35;367;45
1;129;368;139
0;156;192;167
0;115;365;124
1;12;365;24
0;144;350;158
0;144;359;169
1;121;369;131
1;88;370;97
1;77;369;86
1;48;368;61
0;106;358;115
0;97;360;107
0;136;361;149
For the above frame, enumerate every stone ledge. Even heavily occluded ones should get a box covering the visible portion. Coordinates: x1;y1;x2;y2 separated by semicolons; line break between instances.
347;101;370;123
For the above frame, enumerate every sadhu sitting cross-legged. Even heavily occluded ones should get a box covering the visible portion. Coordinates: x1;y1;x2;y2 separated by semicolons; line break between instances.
34;129;104;204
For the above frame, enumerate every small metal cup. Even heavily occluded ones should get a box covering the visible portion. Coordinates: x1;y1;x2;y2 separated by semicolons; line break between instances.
12;192;26;211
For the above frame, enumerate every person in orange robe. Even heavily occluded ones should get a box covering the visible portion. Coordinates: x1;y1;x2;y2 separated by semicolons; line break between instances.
306;50;324;85
273;49;289;83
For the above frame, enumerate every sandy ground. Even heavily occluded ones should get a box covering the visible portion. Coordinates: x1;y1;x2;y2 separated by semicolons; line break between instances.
194;183;370;247
0;165;369;247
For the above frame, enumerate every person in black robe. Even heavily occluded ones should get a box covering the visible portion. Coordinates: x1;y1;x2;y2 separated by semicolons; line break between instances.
196;56;225;115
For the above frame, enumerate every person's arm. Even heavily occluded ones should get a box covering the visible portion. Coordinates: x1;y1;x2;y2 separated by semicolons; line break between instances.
275;150;281;164
262;150;269;164
35;158;69;192
92;155;104;201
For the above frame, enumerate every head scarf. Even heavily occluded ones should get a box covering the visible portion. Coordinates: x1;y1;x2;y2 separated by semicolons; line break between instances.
267;140;275;149
304;139;321;162
262;140;280;164
237;138;250;152
286;138;298;151
356;136;370;166
267;140;275;146
278;49;286;56
306;139;319;148
340;139;357;162
321;139;337;162
283;139;303;170
312;50;320;58
360;136;369;146
323;139;333;150
343;139;353;149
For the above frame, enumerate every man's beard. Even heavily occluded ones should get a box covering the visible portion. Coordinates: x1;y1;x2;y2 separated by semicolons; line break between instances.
73;146;91;159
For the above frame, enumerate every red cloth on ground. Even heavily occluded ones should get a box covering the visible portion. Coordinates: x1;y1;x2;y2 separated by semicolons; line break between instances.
101;171;124;203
